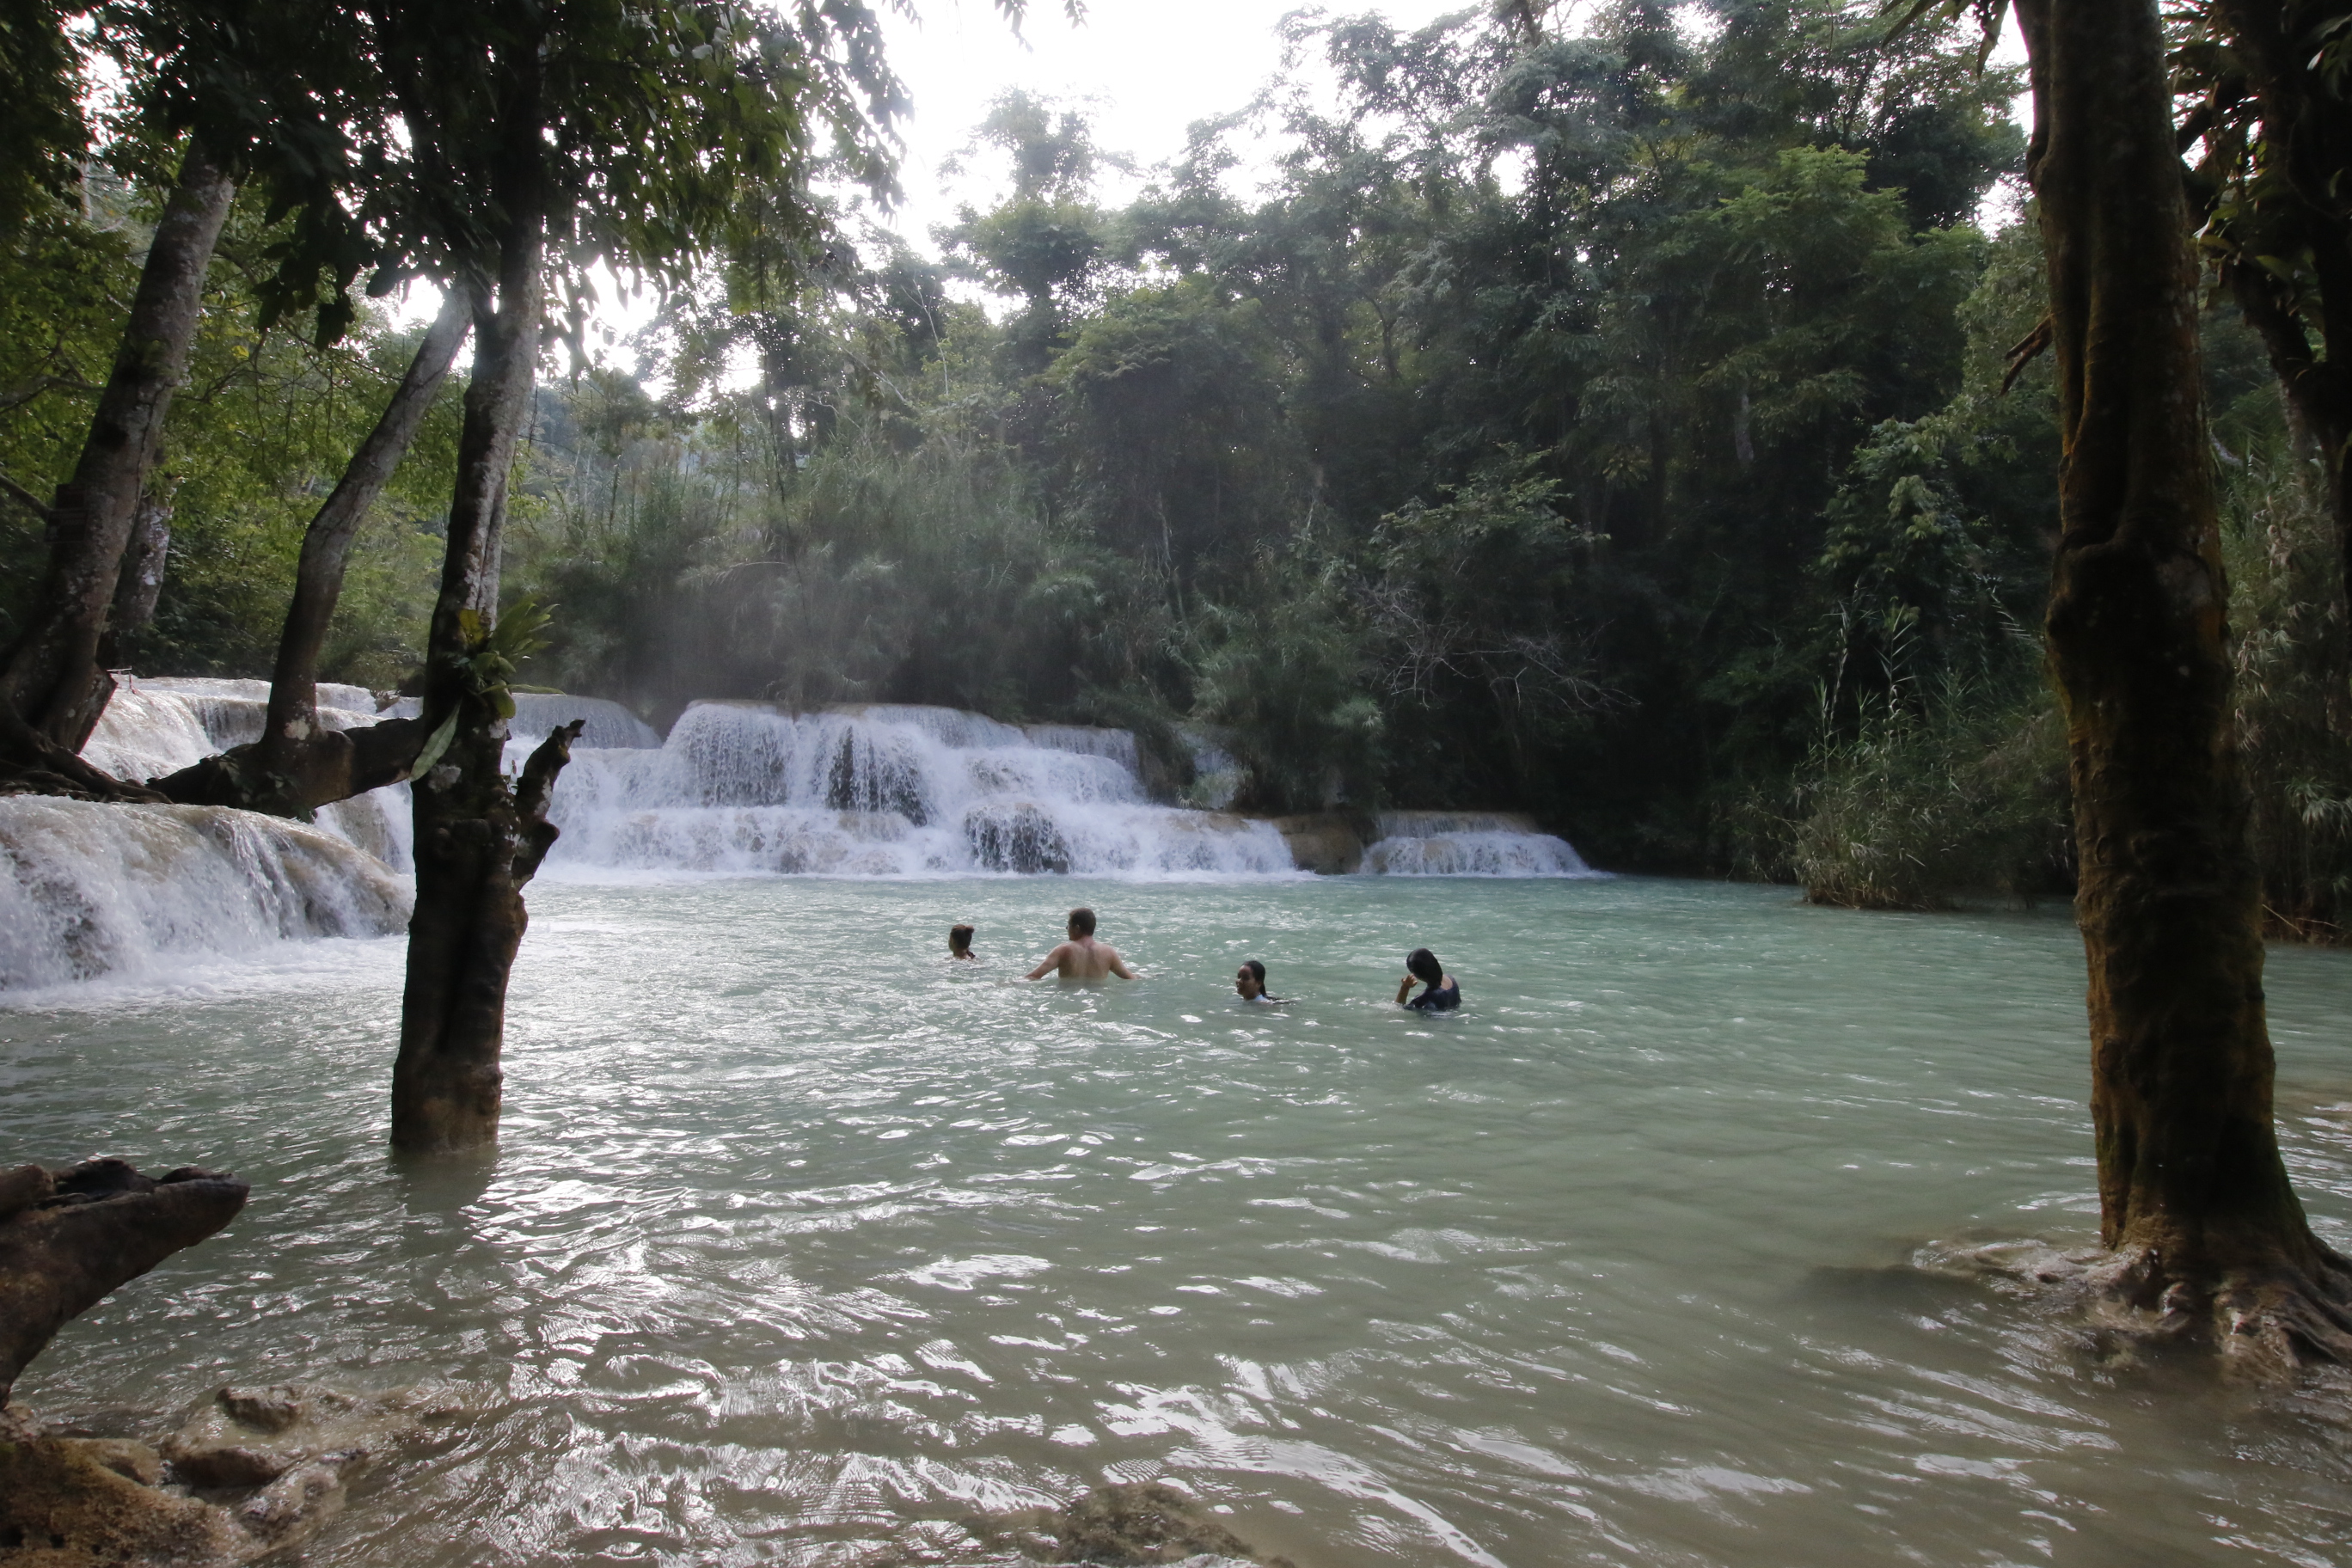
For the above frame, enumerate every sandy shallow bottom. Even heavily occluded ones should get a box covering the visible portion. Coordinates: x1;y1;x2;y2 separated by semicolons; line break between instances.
5;873;2351;1566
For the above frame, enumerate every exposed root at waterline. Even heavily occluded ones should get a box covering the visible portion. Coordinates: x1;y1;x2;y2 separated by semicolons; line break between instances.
1908;1236;2352;1380
959;1481;1298;1567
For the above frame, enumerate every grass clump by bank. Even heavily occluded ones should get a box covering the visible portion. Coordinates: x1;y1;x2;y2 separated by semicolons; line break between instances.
1761;672;2071;910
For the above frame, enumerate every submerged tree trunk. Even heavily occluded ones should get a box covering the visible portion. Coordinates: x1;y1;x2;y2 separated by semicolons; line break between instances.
150;291;469;816
2018;0;2352;1368
389;63;567;1153
0;140;235;775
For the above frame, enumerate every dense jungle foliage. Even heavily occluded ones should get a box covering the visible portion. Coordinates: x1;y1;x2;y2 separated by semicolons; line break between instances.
5;0;2348;920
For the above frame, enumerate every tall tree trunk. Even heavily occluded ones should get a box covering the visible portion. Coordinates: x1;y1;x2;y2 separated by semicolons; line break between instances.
390;53;570;1154
150;291;469;815
0;140;234;764
2018;0;2352;1369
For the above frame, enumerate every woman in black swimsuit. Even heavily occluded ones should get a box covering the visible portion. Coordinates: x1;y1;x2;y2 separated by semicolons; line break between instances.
1396;948;1460;1011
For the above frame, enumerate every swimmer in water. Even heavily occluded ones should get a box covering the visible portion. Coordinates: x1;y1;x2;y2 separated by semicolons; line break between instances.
1395;947;1460;1011
948;923;977;960
1234;959;1289;1004
1025;906;1139;982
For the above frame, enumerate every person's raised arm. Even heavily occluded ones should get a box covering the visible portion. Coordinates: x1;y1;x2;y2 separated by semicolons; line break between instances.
1110;952;1139;980
1397;974;1416;1006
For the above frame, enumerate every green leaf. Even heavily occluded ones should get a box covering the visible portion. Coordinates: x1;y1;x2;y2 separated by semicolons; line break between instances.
411;707;461;778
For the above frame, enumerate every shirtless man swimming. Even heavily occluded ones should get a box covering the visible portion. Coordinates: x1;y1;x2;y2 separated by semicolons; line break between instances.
1025;907;1138;981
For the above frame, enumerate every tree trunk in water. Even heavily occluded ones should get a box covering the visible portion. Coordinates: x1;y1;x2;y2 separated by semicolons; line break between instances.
2018;0;2352;1369
389;73;560;1153
390;719;580;1153
0;140;234;764
150;291;469;816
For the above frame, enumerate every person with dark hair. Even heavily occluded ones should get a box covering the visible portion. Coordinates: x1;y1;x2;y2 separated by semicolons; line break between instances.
948;924;977;960
1026;906;1138;981
1395;948;1460;1011
1234;959;1289;1005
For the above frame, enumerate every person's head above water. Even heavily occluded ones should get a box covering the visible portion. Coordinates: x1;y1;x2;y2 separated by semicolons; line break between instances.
1407;948;1444;985
1067;906;1097;938
1235;959;1268;1000
948;923;975;959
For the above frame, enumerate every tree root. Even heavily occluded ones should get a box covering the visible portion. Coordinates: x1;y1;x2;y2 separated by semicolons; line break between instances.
1914;1234;2352;1381
0;1161;248;1406
0;701;165;805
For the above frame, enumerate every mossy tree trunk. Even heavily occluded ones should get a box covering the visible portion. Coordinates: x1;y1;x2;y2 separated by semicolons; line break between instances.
0;140;234;795
2017;0;2352;1366
389;45;573;1155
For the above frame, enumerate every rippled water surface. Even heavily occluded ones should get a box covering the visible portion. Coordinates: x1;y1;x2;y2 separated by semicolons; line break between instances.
7;875;2352;1567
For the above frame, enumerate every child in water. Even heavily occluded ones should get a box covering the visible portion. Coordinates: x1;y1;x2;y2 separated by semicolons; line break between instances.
1396;948;1460;1011
1234;959;1289;1005
948;924;977;960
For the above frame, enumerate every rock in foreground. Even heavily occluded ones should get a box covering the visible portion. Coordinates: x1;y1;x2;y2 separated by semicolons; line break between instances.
0;1384;456;1567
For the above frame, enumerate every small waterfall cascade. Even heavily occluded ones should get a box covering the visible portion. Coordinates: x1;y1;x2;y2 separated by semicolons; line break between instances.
0;797;412;993
1360;811;1604;877
83;676;413;868
499;692;664;751
542;701;1297;877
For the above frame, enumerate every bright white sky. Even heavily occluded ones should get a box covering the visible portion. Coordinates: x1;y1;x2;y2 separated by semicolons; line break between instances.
868;0;1470;253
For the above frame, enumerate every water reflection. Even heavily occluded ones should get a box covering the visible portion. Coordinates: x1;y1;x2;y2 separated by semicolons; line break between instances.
4;876;2349;1566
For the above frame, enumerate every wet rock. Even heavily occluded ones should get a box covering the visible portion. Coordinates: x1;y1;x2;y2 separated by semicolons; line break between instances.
965;804;1073;873
0;1385;455;1567
64;1441;164;1487
0;1412;247;1568
1269;813;1370;875
962;1481;1295;1567
161;1383;450;1489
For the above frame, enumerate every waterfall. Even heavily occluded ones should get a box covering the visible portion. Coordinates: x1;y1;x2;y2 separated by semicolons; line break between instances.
1360;812;1603;877
83;676;413;869
542;701;1297;877
506;692;663;750
0;797;412;993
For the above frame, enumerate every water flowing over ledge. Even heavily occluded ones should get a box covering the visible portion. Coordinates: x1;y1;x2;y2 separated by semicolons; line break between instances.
524;701;1606;880
6;684;1599;989
0;798;411;993
532;701;1298;877
85;676;413;868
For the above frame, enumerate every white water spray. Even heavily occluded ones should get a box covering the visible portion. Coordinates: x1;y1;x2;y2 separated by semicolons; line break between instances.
83;676;413;867
539;701;1298;877
0;797;411;993
1360;811;1601;877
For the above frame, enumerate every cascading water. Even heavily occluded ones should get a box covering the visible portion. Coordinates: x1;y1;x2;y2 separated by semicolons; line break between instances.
539;701;1298;877
83;676;413;867
6;684;1604;989
0;797;411;992
1361;811;1603;877
0;677;420;993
